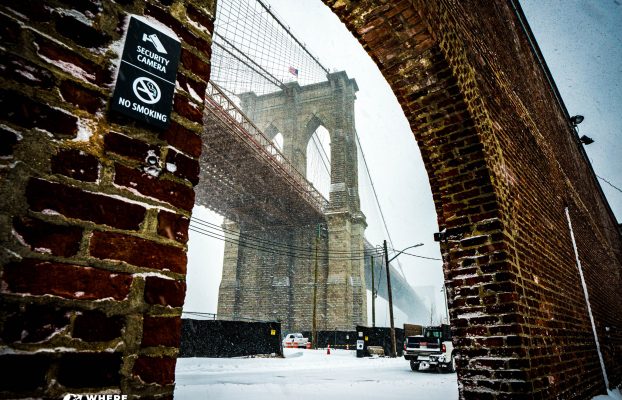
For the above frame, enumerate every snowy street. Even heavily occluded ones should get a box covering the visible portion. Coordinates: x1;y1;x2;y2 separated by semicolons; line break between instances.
174;348;459;399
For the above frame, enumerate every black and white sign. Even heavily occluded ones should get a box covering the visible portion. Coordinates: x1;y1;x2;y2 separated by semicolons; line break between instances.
110;16;181;129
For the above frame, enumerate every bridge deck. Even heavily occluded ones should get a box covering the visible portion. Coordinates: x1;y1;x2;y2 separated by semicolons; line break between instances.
195;82;327;226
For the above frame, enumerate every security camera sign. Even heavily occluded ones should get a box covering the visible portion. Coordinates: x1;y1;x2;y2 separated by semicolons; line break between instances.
110;16;181;129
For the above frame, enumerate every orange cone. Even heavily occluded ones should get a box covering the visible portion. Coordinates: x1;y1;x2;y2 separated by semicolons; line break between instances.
327;343;331;355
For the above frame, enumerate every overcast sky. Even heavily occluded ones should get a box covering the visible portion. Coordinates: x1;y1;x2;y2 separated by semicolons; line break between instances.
184;0;622;327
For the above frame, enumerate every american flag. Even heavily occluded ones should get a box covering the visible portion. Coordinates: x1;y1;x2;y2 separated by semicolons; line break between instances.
288;66;299;77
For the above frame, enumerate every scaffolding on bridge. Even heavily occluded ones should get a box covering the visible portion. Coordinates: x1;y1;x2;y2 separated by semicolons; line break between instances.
200;81;327;224
196;0;335;227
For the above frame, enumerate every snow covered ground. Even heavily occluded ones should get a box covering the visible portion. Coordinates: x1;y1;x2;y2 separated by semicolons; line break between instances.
174;348;459;399
174;348;622;399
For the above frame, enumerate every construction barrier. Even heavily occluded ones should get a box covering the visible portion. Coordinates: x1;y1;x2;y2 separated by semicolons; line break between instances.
301;330;357;349
356;325;405;357
180;319;282;358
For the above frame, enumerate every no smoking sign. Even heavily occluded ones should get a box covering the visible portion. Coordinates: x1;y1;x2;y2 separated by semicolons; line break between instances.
110;16;181;129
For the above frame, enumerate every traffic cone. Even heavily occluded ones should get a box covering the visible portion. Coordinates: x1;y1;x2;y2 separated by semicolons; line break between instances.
327;343;331;355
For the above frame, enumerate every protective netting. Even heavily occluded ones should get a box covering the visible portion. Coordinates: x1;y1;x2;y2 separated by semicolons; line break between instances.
211;0;330;98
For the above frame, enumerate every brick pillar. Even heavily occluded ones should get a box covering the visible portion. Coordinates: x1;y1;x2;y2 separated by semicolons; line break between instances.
0;2;214;398
325;1;622;398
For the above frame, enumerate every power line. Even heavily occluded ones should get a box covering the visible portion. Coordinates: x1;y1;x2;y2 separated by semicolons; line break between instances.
597;174;622;195
190;216;376;256
189;225;381;261
189;220;384;260
355;132;409;278
388;249;442;261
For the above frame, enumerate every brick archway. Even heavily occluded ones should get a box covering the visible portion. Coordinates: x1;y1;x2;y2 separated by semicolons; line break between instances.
1;1;620;399
323;0;622;398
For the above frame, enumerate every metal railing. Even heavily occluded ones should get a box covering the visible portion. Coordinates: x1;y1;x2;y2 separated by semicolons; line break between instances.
204;81;328;216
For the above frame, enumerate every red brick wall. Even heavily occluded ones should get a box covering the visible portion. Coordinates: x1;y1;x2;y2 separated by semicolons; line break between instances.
2;0;621;398
0;1;214;398
324;0;622;398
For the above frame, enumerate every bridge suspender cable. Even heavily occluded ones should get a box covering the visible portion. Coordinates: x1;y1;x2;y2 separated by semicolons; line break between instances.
254;0;330;75
355;132;410;278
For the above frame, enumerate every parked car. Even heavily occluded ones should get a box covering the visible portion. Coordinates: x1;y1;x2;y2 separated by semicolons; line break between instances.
282;333;309;348
403;324;455;372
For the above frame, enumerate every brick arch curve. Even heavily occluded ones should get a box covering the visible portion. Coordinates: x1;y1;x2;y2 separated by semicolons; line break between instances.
1;1;621;399
322;3;511;395
321;0;622;399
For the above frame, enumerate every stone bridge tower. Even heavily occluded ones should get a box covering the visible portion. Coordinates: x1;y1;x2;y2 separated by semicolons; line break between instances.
217;72;367;331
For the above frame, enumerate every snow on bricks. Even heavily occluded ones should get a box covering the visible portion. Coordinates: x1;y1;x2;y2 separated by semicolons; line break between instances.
113;163;195;211
13;216;83;257
144;276;186;308
26;178;147;230
51;148;100;182
2;303;71;344
0;0;212;397
133;355;177;385
2;258;132;300
173;92;204;124
157;210;190;243
105;131;161;162
59;79;105;114
89;230;187;274
165;148;200;185
33;34;113;85
0;127;20;157
0;90;78;138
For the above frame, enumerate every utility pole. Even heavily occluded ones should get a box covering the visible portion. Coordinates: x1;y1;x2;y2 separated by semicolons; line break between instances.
383;240;397;358
371;254;376;328
383;241;424;358
312;224;320;349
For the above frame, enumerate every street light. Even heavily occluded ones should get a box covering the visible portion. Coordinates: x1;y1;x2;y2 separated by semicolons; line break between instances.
569;114;595;145
570;115;584;126
383;240;424;357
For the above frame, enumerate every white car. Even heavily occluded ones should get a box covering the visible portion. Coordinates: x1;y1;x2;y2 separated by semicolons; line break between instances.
282;333;309;348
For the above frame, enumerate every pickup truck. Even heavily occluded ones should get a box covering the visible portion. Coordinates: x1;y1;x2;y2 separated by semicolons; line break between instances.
403;324;455;372
282;333;309;348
